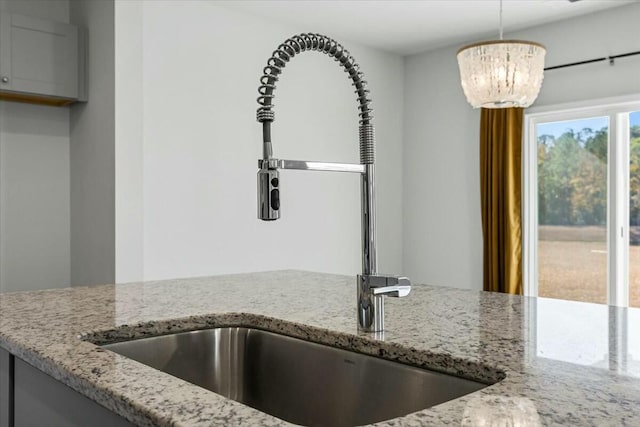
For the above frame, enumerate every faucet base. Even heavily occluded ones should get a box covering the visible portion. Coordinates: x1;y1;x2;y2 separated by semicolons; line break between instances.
357;289;385;333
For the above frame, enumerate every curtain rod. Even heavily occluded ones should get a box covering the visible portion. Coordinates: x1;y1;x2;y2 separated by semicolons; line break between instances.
544;50;640;71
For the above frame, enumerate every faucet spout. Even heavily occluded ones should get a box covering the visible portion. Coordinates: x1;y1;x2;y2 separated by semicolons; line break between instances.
255;33;410;333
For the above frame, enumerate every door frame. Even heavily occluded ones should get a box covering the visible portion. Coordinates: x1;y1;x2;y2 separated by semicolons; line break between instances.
523;94;640;306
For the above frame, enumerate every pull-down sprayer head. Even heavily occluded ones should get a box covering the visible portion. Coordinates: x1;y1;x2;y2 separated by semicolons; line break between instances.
257;164;280;221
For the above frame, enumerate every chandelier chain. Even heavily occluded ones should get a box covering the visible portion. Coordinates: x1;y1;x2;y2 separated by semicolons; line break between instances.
499;0;503;40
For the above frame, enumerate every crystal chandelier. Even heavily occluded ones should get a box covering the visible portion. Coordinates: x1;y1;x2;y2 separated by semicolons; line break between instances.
456;0;546;109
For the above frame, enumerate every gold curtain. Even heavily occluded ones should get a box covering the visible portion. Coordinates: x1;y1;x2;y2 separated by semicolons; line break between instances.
480;107;523;294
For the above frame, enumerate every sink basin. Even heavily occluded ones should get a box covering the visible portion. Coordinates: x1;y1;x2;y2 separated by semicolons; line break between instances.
103;327;489;426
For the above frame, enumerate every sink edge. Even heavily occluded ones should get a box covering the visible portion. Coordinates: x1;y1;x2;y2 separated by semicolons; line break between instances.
81;312;507;386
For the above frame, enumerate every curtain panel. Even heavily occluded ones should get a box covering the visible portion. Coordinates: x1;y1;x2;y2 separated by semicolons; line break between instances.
480;107;523;294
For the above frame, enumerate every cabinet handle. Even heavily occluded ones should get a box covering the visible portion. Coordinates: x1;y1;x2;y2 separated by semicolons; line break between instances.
0;76;8;83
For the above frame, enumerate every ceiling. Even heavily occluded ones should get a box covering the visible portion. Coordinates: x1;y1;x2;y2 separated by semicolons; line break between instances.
216;0;636;55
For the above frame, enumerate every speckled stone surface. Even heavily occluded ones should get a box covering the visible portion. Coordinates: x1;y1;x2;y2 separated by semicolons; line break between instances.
1;270;640;426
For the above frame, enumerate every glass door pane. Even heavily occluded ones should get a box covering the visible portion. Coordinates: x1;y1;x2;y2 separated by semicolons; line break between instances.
536;117;609;304
630;111;640;308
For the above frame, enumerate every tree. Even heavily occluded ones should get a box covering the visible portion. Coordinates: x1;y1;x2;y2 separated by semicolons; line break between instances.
630;129;640;226
538;124;640;237
537;134;554;223
584;128;608;163
538;127;607;226
539;131;581;225
571;149;607;225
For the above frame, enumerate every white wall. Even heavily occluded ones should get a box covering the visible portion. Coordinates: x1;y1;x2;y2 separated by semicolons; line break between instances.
403;47;482;290
403;3;640;289
0;0;70;293
114;0;144;283
139;1;404;280
70;0;115;286
524;3;640;108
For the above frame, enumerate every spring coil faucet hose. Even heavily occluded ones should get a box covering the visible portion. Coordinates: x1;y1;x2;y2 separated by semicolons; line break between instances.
256;33;375;164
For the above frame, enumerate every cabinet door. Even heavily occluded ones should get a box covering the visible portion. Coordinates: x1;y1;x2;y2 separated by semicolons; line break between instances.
0;347;12;427
0;14;78;99
13;358;133;427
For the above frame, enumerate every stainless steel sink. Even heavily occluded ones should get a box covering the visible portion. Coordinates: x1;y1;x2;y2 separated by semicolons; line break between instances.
103;327;489;426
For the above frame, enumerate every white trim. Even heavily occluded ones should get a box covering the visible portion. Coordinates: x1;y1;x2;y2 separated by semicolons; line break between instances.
527;94;640;116
523;296;538;363
522;115;538;298
523;94;640;304
607;113;633;307
621;111;631;306
609;115;620;306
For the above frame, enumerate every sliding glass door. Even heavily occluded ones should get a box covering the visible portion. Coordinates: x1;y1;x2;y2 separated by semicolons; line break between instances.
630;111;640;307
525;99;640;308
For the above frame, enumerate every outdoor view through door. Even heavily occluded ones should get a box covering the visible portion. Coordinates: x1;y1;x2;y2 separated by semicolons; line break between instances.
631;110;640;307
526;100;640;308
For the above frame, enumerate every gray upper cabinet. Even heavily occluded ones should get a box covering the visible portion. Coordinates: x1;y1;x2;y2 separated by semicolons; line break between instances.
0;13;86;105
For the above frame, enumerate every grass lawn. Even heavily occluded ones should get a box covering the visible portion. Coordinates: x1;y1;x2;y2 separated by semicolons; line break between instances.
538;226;640;308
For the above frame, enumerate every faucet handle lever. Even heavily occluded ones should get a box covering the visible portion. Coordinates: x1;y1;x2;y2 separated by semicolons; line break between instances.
372;284;411;298
360;274;412;298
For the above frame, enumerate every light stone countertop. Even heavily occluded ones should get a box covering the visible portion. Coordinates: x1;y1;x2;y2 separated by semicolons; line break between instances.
1;270;639;426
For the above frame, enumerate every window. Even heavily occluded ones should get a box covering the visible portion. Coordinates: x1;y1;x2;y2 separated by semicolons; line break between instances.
524;96;640;307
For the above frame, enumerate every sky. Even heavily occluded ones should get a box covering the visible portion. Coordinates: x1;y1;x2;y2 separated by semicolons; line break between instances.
537;117;608;139
537;110;640;139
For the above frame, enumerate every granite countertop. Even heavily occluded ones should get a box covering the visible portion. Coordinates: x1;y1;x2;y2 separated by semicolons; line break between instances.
1;270;639;426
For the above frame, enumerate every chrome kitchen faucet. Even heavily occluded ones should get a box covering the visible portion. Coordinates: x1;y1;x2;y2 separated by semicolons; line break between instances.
255;33;411;333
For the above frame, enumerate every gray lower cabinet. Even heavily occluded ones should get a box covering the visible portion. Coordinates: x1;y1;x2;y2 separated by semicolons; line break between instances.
0;347;12;427
1;347;133;427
